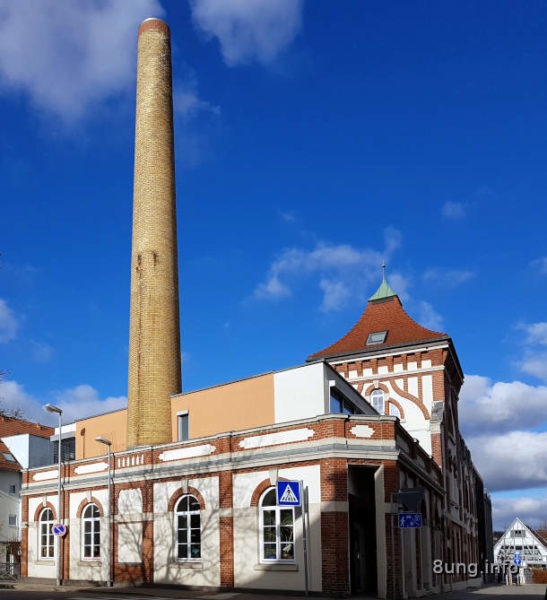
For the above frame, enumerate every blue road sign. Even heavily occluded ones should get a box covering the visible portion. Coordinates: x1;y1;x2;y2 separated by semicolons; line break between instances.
277;481;301;506
513;551;522;566
52;523;67;537
398;512;422;528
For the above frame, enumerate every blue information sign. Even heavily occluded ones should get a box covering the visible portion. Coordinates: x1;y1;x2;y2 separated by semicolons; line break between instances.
276;481;301;506
52;523;67;537
398;512;422;528
513;551;522;566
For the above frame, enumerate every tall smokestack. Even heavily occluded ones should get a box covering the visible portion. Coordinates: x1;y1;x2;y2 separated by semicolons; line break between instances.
127;18;181;447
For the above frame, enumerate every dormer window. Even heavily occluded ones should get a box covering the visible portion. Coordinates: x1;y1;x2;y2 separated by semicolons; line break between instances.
366;331;387;345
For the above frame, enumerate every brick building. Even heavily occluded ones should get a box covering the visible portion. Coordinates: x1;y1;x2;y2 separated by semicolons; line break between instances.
20;17;491;598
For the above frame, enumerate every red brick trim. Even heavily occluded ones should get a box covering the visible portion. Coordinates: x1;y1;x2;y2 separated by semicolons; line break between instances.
250;479;272;507
167;486;206;512
75;497;105;518
33;501;57;522
388;398;405;420
390;379;430;420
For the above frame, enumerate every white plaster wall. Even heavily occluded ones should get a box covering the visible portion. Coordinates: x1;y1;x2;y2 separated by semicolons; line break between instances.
233;465;322;592
274;363;326;423
422;375;433;411
153;476;220;586
118;489;142;517
68;489;109;581
0;488;20;542
27;495;57;579
118;522;142;563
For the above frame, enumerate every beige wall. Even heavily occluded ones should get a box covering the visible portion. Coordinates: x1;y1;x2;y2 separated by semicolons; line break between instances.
76;409;127;459
75;373;275;459
171;373;275;441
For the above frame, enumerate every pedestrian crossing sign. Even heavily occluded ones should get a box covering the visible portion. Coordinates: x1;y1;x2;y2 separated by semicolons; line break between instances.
277;480;301;506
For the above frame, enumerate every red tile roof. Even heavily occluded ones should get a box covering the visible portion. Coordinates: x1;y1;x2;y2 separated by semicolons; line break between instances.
0;415;54;471
308;295;448;360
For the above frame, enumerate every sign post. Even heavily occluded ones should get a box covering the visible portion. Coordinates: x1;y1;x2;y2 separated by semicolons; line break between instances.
276;481;308;596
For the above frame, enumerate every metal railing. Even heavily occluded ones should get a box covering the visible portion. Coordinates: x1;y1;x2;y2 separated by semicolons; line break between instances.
0;562;20;580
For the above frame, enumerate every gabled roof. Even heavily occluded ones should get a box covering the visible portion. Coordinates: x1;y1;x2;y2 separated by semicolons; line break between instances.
308;280;448;361
0;415;54;471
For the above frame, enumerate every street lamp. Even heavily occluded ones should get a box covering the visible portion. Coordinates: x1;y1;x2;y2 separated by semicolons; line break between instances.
44;403;63;586
96;436;113;587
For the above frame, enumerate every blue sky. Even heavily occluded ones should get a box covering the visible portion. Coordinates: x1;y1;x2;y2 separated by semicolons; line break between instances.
0;0;546;530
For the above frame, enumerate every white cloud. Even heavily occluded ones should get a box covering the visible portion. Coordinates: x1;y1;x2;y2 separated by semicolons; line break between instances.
467;430;547;492
0;298;18;343
517;321;547;346
0;379;126;425
416;301;444;331
29;340;54;363
442;201;466;219
253;229;402;311
0;0;163;122
319;279;350;313
519;354;547;381
531;256;547;275
460;375;547;434
491;493;547;531
174;82;220;121
190;0;303;66
423;268;476;287
52;384;127;424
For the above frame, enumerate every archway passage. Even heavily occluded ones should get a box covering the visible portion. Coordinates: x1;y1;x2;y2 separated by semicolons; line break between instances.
348;466;378;595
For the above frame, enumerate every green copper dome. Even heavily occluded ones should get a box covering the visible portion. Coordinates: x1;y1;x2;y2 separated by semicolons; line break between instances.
369;266;397;301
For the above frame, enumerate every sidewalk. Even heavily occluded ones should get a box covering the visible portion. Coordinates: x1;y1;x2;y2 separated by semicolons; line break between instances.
8;580;547;599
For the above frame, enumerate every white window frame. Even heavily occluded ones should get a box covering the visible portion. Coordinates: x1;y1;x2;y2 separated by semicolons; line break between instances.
177;411;189;442
370;389;385;414
259;488;295;563
39;508;54;560
81;503;101;560
174;494;201;561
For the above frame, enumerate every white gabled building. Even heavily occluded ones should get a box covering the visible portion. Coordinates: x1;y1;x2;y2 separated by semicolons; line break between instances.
494;517;547;569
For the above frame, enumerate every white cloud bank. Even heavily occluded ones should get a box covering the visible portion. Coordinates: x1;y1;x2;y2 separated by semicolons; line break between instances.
190;0;303;66
0;379;126;425
492;493;547;531
253;228;402;312
0;298;18;343
0;0;163;121
442;201;466;219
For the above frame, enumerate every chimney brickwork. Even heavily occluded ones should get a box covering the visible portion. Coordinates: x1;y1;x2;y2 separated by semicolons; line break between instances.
127;18;181;448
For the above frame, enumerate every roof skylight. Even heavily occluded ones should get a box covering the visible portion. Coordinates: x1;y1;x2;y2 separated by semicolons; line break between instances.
366;330;387;345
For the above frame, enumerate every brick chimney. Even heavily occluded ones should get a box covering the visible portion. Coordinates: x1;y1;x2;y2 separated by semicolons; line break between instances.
127;18;181;447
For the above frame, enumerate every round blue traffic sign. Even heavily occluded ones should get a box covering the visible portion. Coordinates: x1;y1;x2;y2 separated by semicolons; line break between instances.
52;523;67;537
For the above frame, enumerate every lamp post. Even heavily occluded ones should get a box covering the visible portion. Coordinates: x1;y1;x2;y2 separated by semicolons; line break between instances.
44;403;63;586
96;436;113;587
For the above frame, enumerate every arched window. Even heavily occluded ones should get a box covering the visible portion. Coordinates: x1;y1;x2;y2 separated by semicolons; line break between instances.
370;389;385;414
39;508;54;559
174;495;201;560
389;402;401;419
260;488;295;562
82;503;101;559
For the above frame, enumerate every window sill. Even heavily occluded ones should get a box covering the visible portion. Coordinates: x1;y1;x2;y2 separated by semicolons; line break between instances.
78;560;102;566
254;563;298;571
171;560;203;570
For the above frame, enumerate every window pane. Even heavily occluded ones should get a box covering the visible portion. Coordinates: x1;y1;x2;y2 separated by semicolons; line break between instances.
281;526;294;543
330;394;341;413
190;545;201;559
178;515;187;529
281;543;294;560
190;514;200;528
280;510;293;525
264;543;277;560
191;530;201;544
262;490;276;506
263;527;276;542
188;496;200;511
263;510;275;526
178;530;187;544
178;544;188;559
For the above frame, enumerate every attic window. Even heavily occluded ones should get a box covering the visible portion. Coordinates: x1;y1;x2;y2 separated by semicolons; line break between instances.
2;452;16;462
366;331;387;345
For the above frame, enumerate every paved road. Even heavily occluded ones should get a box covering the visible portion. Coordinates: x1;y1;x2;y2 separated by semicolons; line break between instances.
1;583;545;599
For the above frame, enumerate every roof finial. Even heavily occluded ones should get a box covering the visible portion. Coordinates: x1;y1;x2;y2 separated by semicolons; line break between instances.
369;262;397;301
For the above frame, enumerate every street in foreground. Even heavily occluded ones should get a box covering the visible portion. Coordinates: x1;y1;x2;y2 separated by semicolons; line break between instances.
0;583;546;600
